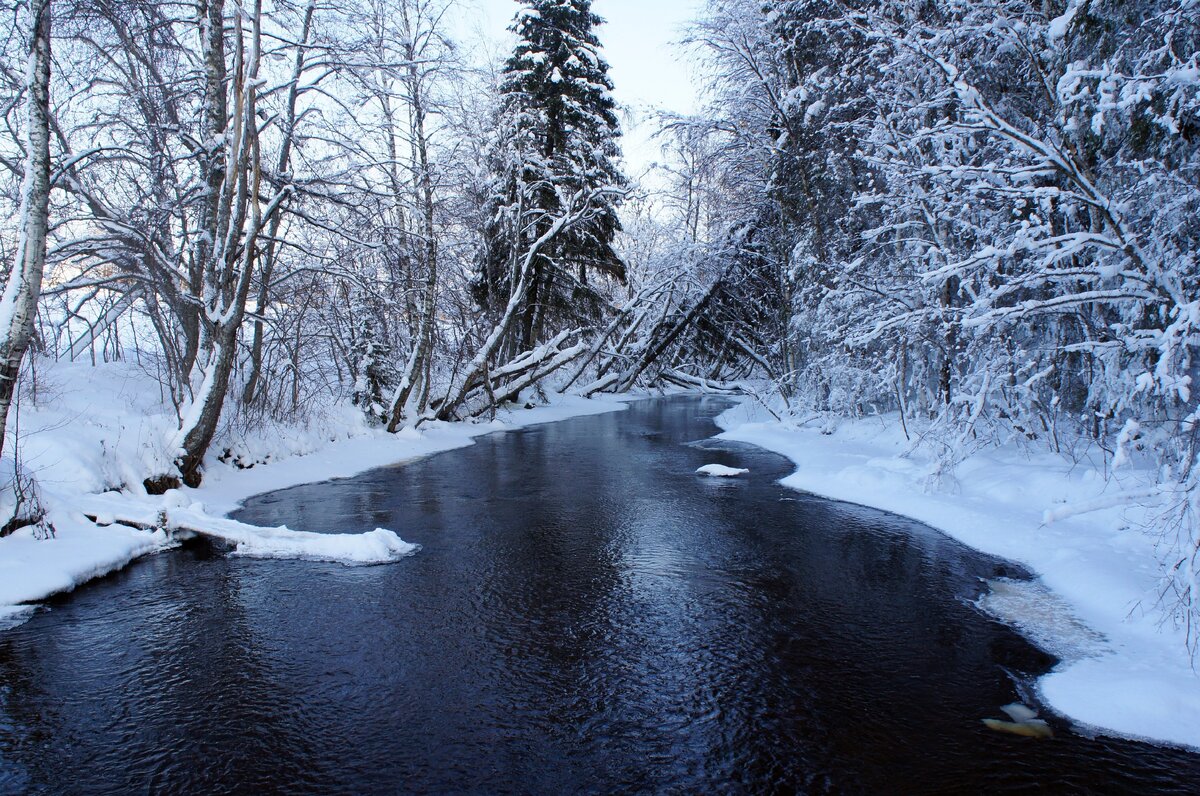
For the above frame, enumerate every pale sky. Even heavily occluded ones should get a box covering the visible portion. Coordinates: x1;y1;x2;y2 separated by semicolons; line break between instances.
456;0;706;180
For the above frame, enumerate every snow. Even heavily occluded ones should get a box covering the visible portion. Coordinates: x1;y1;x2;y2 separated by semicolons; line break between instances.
715;399;1200;751
803;99;826;126
75;492;419;565
1001;703;1040;723
0;508;174;607
0;358;634;627
695;463;749;477
0;604;36;631
1047;0;1080;41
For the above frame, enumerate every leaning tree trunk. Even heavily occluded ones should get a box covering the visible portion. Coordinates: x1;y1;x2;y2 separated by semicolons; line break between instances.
430;189;602;422
0;0;52;460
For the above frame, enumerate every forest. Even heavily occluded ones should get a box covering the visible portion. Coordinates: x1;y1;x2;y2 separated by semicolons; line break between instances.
0;0;1199;670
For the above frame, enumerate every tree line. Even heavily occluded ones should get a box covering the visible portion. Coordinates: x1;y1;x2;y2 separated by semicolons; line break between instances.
651;0;1200;644
0;0;635;492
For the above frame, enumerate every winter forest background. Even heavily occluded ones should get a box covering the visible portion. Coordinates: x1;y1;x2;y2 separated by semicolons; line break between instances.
1;0;1199;649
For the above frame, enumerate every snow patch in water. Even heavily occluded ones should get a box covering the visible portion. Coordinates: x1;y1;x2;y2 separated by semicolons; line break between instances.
76;493;421;566
231;527;420;564
696;464;749;477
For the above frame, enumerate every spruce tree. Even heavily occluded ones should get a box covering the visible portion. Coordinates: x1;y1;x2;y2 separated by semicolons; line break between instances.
348;295;395;426
476;0;627;352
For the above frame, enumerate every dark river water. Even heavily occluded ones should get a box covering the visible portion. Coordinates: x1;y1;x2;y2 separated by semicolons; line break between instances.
1;396;1199;794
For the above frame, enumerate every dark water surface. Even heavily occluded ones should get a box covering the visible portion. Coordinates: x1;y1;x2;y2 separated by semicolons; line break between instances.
2;396;1199;794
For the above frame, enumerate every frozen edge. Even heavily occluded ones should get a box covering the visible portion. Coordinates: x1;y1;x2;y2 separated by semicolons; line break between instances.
0;392;638;619
712;399;1200;753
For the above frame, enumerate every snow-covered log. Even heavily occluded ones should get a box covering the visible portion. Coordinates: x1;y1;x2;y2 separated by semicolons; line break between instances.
660;369;745;395
467;338;589;418
79;495;418;565
65;287;142;362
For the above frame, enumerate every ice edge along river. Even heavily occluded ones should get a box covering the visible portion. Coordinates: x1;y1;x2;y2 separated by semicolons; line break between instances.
714;399;1200;752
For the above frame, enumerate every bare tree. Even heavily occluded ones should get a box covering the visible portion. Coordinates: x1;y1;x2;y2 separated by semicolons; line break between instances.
164;0;289;488
0;0;52;459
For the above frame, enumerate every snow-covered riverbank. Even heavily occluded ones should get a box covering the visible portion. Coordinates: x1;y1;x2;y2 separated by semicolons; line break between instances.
0;359;632;627
6;370;1199;752
716;400;1200;751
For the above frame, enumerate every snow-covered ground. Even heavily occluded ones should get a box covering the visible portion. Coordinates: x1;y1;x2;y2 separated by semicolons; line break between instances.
715;400;1200;751
0;358;631;622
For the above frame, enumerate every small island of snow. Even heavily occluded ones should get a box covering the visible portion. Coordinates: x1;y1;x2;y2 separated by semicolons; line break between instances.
696;464;749;477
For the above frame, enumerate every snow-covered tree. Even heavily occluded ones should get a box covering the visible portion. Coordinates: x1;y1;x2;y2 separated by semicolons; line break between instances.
476;0;627;352
0;0;52;461
683;0;1200;642
349;293;396;425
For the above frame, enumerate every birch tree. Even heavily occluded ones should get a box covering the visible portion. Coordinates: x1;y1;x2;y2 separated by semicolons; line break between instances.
162;0;289;488
0;0;52;459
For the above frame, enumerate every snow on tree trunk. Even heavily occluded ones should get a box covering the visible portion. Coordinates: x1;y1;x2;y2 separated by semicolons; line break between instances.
160;0;284;489
0;0;52;460
242;0;315;408
386;18;441;430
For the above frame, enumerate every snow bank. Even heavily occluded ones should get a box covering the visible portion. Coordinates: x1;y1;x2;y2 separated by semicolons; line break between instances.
715;400;1200;751
0;357;636;624
0;509;173;609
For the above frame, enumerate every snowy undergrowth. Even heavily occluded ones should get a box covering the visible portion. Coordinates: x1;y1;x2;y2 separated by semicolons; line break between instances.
716;400;1200;751
0;357;633;620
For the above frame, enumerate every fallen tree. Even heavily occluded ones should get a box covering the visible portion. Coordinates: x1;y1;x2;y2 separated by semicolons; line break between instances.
79;493;417;565
423;186;618;423
579;267;729;396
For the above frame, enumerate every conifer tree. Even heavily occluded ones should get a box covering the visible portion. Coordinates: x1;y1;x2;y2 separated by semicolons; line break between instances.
349;294;396;426
476;0;627;352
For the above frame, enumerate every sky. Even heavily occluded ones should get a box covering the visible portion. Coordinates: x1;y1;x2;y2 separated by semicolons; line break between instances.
457;0;706;180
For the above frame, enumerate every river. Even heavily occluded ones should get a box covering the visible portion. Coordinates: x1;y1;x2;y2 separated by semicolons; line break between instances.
1;396;1197;793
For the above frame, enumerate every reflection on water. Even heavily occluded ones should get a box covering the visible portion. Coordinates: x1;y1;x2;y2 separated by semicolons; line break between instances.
0;397;1198;794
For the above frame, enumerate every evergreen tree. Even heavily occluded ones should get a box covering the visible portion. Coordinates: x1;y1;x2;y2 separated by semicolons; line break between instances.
349;295;396;426
476;0;627;352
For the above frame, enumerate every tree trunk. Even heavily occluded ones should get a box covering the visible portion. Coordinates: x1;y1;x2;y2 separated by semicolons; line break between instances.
243;0;314;406
940;276;958;407
0;0;52;459
163;0;279;489
385;23;440;429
